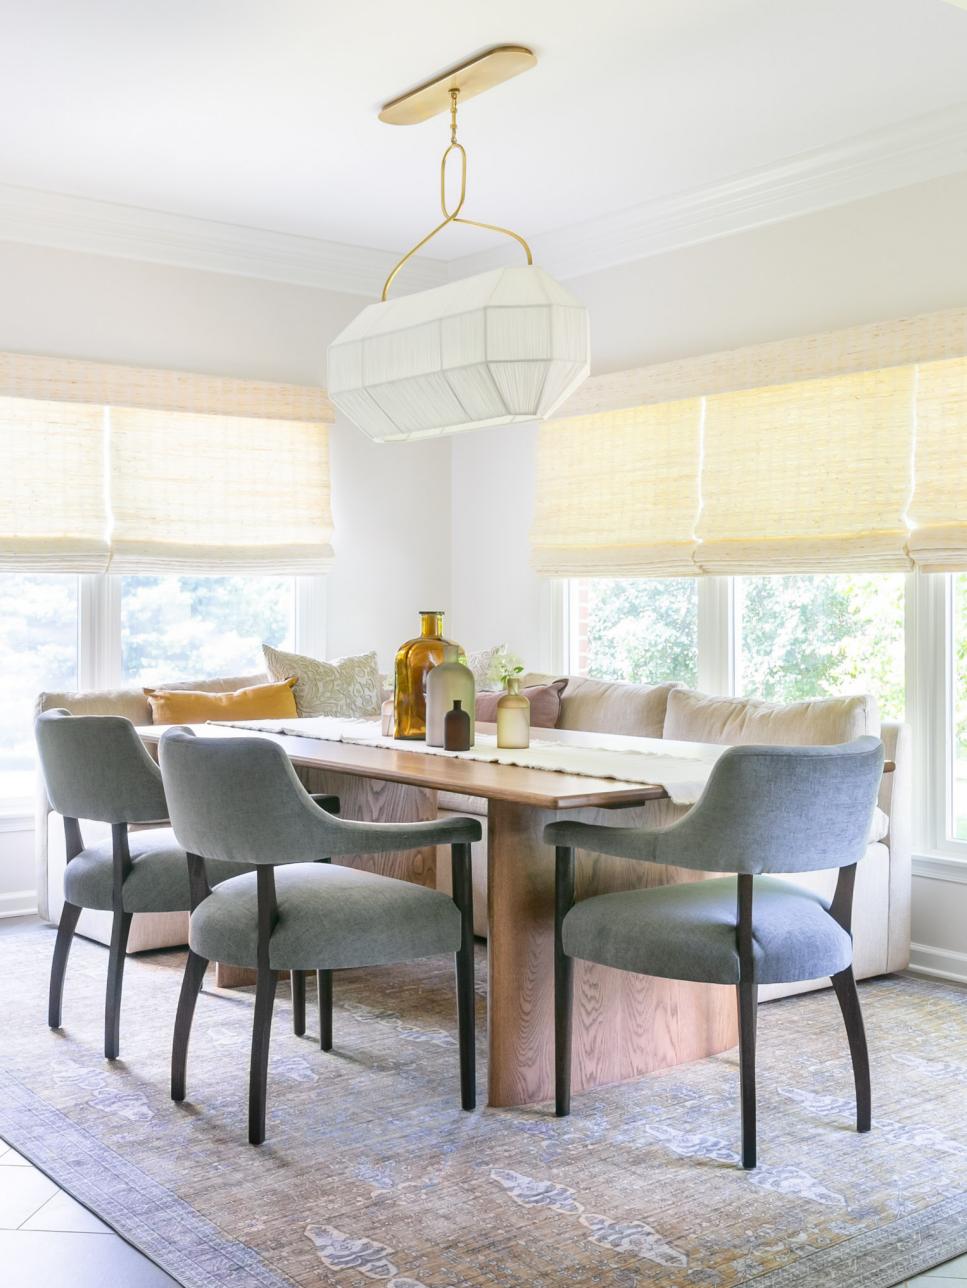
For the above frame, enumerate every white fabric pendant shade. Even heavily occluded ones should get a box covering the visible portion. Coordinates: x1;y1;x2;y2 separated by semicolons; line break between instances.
327;265;590;442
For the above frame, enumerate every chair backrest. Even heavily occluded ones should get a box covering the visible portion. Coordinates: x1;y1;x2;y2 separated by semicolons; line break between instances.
159;727;334;866
34;708;168;824
658;737;884;875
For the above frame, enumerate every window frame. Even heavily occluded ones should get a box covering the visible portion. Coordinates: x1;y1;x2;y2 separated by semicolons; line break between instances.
0;572;326;818
559;569;967;872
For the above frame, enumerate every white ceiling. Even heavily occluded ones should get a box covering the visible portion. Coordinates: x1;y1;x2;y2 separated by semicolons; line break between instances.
1;0;967;268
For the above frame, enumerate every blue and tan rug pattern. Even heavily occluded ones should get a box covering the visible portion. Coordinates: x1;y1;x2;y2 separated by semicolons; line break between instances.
0;920;965;1287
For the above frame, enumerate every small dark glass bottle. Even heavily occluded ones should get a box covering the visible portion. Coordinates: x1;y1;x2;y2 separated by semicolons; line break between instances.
443;698;472;751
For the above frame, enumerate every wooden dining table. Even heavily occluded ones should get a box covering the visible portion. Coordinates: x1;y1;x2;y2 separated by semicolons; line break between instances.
140;721;880;1108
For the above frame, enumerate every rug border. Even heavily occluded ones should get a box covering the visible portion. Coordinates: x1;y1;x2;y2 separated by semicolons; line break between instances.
0;1068;296;1288
740;1187;967;1287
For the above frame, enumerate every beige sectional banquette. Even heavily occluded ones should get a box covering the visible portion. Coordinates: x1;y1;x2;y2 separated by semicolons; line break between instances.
436;677;911;1000
36;673;911;1000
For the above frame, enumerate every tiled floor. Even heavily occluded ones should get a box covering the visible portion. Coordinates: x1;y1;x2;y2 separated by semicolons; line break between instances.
0;1138;176;1286
899;1255;967;1285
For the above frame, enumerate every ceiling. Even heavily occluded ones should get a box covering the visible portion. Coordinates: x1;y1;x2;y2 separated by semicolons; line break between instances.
1;0;967;268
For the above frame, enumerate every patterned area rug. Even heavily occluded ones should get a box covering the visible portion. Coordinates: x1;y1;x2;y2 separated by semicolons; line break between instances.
0;920;965;1288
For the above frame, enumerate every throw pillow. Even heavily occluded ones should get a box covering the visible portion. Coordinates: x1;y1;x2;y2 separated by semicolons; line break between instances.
144;677;298;724
262;643;382;717
476;678;567;729
663;687;880;746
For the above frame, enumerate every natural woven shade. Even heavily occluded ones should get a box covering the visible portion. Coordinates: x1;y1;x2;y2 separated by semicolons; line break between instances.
531;400;703;576
696;367;916;574
0;354;335;575
0;352;334;423
0;396;108;572
534;308;967;578
109;408;334;573
907;357;967;571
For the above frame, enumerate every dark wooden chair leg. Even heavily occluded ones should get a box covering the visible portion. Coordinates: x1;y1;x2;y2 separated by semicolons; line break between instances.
249;867;278;1146
736;979;758;1169
291;970;306;1036
48;900;82;1029
249;963;277;1145
171;950;209;1101
831;966;871;1132
317;970;332;1052
104;910;132;1060
451;843;476;1111
555;846;576;1118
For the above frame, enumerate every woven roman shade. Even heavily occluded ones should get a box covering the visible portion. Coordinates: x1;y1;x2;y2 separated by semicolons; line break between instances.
696;367;916;574
907;356;967;571
531;400;702;576
534;308;967;578
0;352;334;423
0;353;335;575
0;395;108;572
109;408;334;573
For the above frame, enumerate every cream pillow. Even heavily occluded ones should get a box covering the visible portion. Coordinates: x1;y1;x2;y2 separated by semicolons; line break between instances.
262;644;382;718
663;687;880;747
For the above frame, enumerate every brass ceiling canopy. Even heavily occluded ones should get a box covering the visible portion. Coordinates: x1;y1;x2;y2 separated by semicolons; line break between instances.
378;45;537;126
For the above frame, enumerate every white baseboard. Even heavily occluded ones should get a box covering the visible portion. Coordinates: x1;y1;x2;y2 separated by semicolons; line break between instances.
909;941;967;985
0;889;38;919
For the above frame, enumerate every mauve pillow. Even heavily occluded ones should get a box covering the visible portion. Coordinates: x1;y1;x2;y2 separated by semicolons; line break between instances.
476;679;567;729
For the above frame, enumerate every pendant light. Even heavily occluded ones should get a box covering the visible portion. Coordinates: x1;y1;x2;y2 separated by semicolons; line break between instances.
327;48;590;443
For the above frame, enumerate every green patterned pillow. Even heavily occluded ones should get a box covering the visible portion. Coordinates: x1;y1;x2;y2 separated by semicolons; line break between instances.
262;644;382;718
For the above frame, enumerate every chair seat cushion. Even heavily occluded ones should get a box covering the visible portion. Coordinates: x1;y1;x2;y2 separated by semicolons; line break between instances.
64;827;244;913
562;875;853;986
189;862;462;970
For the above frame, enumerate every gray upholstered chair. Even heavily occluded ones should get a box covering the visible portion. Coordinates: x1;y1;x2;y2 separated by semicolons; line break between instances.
34;708;338;1060
546;736;884;1169
158;727;481;1145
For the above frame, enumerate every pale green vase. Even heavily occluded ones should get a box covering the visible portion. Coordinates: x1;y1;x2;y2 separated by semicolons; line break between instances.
426;646;475;748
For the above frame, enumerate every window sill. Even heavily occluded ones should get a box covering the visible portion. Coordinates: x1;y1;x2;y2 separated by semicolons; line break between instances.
912;852;967;885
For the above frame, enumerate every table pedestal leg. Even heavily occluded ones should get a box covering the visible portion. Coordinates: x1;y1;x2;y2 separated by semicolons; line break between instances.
486;798;739;1108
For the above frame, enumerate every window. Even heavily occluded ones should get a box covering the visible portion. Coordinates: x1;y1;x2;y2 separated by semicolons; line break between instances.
568;578;698;687
120;576;295;685
0;574;79;802
0;572;322;810
735;574;906;720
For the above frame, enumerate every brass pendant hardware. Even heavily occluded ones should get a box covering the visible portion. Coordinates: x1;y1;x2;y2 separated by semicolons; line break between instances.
381;86;533;301
378;45;536;126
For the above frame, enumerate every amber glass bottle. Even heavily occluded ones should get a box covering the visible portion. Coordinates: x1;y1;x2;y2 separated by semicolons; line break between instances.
393;611;457;739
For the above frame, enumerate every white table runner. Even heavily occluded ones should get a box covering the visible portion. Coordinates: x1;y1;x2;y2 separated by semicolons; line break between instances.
214;717;726;806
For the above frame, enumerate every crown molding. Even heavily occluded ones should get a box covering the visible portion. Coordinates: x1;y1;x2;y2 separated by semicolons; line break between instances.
0;184;449;298
449;101;967;282
1;102;966;294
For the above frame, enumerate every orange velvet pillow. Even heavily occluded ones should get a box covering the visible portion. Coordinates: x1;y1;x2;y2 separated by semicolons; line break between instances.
144;677;298;724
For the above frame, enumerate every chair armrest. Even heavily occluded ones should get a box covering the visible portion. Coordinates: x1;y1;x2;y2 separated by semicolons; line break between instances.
309;793;340;815
326;813;482;857
544;819;660;862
